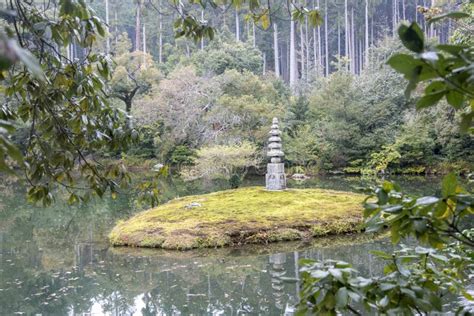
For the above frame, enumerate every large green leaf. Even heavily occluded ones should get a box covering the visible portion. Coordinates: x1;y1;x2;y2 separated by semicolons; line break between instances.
398;23;424;53
441;173;457;198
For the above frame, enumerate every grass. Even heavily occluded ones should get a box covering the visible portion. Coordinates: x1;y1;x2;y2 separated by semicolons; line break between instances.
109;187;365;250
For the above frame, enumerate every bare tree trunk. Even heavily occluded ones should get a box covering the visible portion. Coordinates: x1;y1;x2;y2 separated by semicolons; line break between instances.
365;0;369;68
345;0;349;69
324;0;329;76
317;0;322;68
313;24;317;69
430;0;435;39
135;0;141;51
351;6;355;74
305;15;310;77
415;0;418;24
263;52;266;75
392;0;396;35
338;19;341;57
235;9;240;41
299;23;305;81
105;0;110;55
395;0;399;28
286;41;290;81
371;16;374;45
289;11;297;87
402;0;406;20
273;23;280;77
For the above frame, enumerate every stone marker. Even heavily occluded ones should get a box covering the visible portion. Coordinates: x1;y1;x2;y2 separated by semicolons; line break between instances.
265;118;287;190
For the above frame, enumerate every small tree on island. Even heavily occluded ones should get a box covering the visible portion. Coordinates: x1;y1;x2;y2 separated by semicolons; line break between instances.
180;142;258;188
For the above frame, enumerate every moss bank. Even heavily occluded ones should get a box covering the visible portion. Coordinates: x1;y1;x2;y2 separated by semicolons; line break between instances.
109;187;364;250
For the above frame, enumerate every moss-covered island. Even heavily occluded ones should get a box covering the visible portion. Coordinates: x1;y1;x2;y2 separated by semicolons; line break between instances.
109;187;365;250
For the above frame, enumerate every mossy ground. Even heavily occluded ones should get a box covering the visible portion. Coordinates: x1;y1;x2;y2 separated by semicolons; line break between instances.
109;187;365;250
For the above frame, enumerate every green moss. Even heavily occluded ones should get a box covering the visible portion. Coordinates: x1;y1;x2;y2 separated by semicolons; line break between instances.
109;187;365;250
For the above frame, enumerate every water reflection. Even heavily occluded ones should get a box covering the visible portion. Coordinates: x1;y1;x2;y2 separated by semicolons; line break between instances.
0;176;445;315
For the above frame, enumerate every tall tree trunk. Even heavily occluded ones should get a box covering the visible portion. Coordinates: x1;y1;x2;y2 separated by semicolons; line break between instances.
263;52;266;75
365;0;369;68
299;23;305;81
273;23;280;77
235;9;240;41
338;19;341;57
105;0;110;55
312;0;317;69
345;0;349;70
313;24;317;69
317;0;322;68
402;0;406;20
430;0;435;39
305;15;310;77
351;6;355;74
324;0;329;76
289;11;297;87
395;0;399;28
415;0;418;24
135;1;141;51
285;41;290;81
392;0;396;35
371;16;374;46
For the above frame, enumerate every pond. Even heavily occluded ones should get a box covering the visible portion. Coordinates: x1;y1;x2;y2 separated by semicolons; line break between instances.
0;175;460;315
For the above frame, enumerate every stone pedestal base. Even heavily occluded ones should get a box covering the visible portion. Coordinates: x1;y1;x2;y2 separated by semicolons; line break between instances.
265;163;287;191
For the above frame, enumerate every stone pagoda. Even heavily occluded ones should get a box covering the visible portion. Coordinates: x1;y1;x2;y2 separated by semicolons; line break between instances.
265;118;286;191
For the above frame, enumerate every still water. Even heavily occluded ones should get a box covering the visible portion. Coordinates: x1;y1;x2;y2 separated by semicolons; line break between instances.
0;175;451;315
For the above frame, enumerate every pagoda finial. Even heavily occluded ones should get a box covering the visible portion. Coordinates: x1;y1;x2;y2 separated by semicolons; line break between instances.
265;117;286;190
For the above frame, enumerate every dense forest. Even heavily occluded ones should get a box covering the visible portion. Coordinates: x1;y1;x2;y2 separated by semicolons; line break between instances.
62;0;472;178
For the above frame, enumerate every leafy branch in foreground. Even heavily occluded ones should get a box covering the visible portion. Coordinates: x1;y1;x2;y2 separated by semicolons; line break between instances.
297;174;474;315
387;19;473;133
168;0;322;42
1;0;138;206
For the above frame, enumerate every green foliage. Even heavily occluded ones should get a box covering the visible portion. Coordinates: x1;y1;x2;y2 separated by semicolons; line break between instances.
169;1;321;41
110;33;160;115
299;242;472;315
169;145;196;167
192;33;263;75
387;21;473;132
298;174;474;314
228;174;242;188
180;141;257;181
366;144;401;174
1;0;137;206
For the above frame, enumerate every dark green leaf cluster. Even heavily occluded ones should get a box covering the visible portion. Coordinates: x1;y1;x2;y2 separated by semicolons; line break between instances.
1;0;138;205
298;242;472;315
364;174;474;247
297;173;474;315
387;20;473;133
